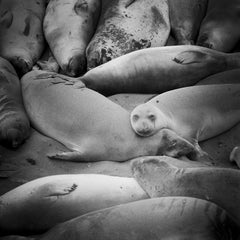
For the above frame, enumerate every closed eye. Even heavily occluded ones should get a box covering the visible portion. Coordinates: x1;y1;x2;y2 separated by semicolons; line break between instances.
132;114;139;121
148;114;156;121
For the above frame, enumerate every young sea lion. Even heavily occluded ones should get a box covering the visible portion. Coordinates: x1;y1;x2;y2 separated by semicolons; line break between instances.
130;84;240;156
0;57;30;148
1;197;239;240
168;0;208;44
86;0;170;69
132;156;240;223
21;70;198;162
197;0;240;52
80;45;240;95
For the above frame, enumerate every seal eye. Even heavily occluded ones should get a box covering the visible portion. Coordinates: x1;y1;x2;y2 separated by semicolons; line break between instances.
148;114;156;121
132;114;139;122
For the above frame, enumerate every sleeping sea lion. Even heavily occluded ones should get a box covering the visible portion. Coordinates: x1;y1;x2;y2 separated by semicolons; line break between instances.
0;57;30;148
168;0;208;44
44;0;101;76
132;156;240;223
86;0;170;69
0;0;46;76
130;84;240;156
1;197;239;240
0;174;147;234
21;70;198;162
80;45;240;95
197;0;240;52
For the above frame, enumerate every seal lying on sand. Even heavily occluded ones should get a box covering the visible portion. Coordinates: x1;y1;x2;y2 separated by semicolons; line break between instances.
130;84;240;156
0;57;30;148
197;0;240;52
132;156;240;224
168;0;207;44
81;45;240;95
0;174;147;234
1;197;239;240
86;0;170;69
22;70;198;162
44;0;101;76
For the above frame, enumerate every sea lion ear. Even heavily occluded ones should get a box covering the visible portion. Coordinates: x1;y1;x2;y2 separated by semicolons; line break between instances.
173;51;208;65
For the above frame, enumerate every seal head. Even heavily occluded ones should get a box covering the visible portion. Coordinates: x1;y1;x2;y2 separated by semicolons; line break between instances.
130;104;167;137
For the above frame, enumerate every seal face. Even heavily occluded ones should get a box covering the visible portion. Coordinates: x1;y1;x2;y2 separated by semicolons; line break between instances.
130;104;165;137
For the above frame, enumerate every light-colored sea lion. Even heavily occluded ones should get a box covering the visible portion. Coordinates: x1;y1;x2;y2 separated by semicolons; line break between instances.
0;0;46;76
1;197;239;240
21;70;199;162
168;0;208;45
44;0;101;76
197;0;240;52
81;45;240;95
132;156;240;223
0;57;30;148
130;84;240;157
0;174;148;233
86;0;170;69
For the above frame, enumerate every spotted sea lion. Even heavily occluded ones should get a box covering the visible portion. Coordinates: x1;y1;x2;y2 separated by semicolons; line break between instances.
197;0;240;52
44;0;101;76
0;57;30;148
168;0;208;44
1;197;239;240
81;45;240;95
86;0;170;69
21;70;198;162
130;84;240;156
0;174;148;234
0;0;46;76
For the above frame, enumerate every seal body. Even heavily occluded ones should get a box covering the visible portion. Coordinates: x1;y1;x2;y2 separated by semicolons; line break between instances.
197;0;240;52
86;0;170;69
130;84;240;146
0;0;46;76
0;57;30;148
168;0;208;44
22;70;197;162
44;0;101;76
0;174;147;233
81;45;240;95
132;156;240;224
4;197;238;240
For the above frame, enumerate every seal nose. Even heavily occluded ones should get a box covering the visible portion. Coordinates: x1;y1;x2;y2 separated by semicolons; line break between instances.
6;128;23;148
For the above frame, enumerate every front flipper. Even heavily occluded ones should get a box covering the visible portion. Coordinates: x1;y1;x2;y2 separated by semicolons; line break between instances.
47;151;85;162
158;129;211;161
173;50;209;65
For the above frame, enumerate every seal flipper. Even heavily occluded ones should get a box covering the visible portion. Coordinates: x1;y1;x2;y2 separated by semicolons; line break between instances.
173;50;210;65
47;151;86;162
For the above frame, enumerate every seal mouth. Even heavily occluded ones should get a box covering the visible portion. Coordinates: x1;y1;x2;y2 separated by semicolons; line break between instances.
135;128;155;137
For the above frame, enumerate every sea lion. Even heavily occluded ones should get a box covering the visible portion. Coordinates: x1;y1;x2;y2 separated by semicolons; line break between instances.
130;84;240;156
132;156;240;223
86;0;170;69
0;174;148;234
1;197;239;240
197;0;240;52
168;0;208;44
21;70;198;162
80;45;240;95
0;57;30;148
0;0;46;76
44;0;101;76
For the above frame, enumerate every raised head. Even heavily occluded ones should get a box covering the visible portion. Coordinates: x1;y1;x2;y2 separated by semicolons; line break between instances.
130;103;167;137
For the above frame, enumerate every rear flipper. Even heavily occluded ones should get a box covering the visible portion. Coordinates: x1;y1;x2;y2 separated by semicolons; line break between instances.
229;146;240;168
47;151;86;162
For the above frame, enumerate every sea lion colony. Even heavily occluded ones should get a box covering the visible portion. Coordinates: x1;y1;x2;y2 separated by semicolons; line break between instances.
0;0;240;239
